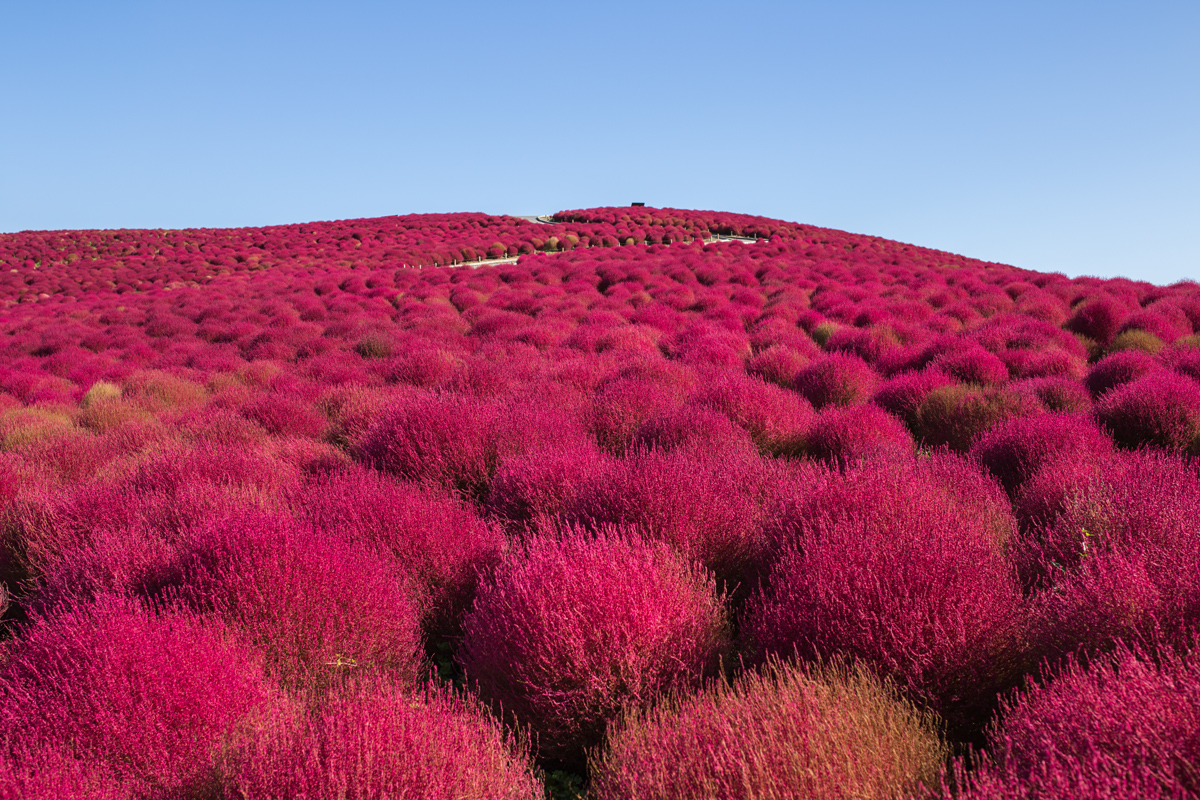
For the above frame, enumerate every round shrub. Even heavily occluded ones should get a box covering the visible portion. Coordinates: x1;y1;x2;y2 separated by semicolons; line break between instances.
589;659;946;800
1021;450;1200;653
457;530;730;765
355;391;503;497
586;377;683;453
932;345;1009;385
793;353;879;408
1009;376;1092;413
913;384;1042;453
804;403;913;468
1095;371;1200;453
746;344;813;387
563;446;768;588
486;442;610;528
631;404;758;457
969;412;1113;495
1066;295;1130;347
223;680;543;800
162;511;424;689
744;462;1025;734
1108;328;1166;355
0;595;276;795
689;371;812;455
954;643;1200;799
297;468;505;635
870;368;953;427
1084;349;1160;398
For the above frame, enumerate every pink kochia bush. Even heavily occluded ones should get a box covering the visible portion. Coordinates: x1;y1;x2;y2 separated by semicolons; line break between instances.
951;643;1200;799
159;510;423;688
222;679;543;800
295;467;505;635
1024;451;1200;657
744;461;1025;733
0;595;276;796
1094;370;1200;454
457;529;730;764
803;403;913;468
793;353;879;408
563;446;767;589
589;659;946;800
969;412;1113;495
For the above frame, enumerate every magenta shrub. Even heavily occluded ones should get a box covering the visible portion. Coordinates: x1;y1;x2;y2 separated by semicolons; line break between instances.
222;680;543;800
563;446;768;587
803;403;914;468
589;659;945;800
295;467;505;635
1084;349;1161;397
486;441;610;528
586;376;684;453
952;644;1200;799
1095;371;1200;453
688;371;812;455
0;595;276;795
457;529;729;764
793;353;879;408
870;367;954;426
162;510;424;688
932;344;1010;385
744;461;1024;731
969;412;1113;494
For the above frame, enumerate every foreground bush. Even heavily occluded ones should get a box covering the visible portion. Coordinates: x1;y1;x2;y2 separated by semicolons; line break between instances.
222;680;543;800
296;467;504;635
744;461;1024;736
1094;371;1200;453
0;596;275;796
950;643;1200;799
160;511;424;689
589;659;946;800
969;412;1112;494
457;529;729;765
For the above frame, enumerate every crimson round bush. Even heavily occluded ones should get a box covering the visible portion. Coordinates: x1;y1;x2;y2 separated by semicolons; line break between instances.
1095;371;1200;453
803;403;913;468
1021;450;1200;655
222;680;543;800
562;445;768;588
160;510;424;689
1084;349;1161;398
457;529;730;765
913;383;1043;452
689;371;812;456
870;367;953;427
743;461;1025;735
793;353;879;408
968;412;1113;494
952;643;1200;799
0;595;277;796
589;659;946;800
296;467;504;635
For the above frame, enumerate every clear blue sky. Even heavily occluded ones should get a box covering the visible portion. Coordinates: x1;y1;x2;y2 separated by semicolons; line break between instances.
2;1;1196;285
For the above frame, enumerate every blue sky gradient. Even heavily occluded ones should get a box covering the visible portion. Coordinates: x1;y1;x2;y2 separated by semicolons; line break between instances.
2;1;1196;284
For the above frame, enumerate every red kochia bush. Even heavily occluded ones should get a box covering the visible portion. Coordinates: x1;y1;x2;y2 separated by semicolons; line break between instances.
563;446;767;589
913;384;1042;452
296;467;505;635
744;462;1024;731
689;371;812;456
1084;349;1161;398
1095;371;1200;453
222;680;543;800
951;644;1200;799
1023;451;1200;656
355;391;502;496
163;511;423;688
589;659;946;800
0;596;276;796
793;353;879;408
969;412;1113;494
803;403;913;468
457;529;730;764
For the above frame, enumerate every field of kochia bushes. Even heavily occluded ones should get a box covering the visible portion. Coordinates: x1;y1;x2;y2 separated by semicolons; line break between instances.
1;205;1199;798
